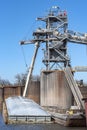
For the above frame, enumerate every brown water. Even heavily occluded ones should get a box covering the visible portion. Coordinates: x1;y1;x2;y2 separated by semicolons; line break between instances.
0;114;86;130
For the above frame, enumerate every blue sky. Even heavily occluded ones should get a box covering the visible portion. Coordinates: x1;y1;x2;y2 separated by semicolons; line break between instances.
0;0;87;83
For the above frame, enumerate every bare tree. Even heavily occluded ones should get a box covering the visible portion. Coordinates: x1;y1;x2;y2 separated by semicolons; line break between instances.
14;73;27;86
0;77;11;86
14;72;40;86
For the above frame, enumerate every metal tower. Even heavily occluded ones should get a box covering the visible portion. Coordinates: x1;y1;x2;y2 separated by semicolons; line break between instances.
33;6;69;70
20;6;87;98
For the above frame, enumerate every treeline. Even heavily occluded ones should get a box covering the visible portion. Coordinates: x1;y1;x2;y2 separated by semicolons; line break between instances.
0;72;40;86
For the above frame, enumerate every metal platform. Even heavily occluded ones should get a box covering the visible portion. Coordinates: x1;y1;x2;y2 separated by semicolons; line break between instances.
5;96;51;124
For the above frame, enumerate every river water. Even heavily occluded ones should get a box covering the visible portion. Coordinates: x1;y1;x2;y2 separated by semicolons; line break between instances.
0;114;87;130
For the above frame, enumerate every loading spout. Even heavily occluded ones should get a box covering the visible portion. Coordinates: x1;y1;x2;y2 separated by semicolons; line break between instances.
23;42;40;97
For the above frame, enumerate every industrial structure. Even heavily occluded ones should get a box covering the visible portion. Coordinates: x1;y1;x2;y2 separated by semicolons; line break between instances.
3;6;87;126
20;6;87;110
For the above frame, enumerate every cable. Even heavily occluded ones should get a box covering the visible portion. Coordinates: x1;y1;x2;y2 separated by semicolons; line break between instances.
23;20;37;40
21;46;28;69
20;20;37;68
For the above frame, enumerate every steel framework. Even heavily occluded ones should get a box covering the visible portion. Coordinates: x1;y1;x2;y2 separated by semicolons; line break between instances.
20;6;87;98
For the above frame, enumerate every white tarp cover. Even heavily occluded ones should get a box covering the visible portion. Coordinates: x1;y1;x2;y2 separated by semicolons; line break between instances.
5;96;50;116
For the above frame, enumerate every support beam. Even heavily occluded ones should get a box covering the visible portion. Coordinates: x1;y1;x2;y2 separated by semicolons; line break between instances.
73;66;87;72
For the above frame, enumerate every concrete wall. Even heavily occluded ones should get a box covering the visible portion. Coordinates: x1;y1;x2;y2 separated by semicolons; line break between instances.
40;70;73;109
